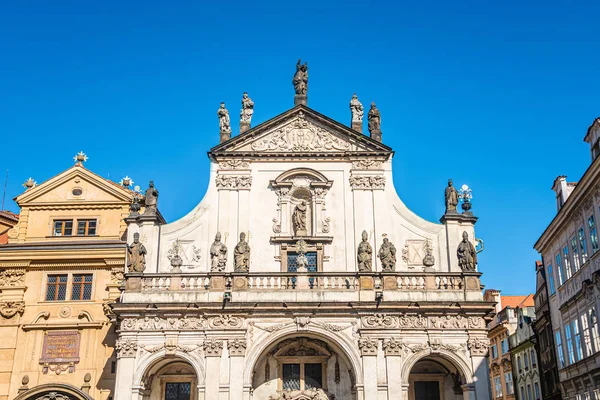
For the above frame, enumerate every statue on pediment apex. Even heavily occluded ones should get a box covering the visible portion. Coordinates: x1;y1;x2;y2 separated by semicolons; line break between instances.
293;59;308;95
143;181;158;215
218;102;232;134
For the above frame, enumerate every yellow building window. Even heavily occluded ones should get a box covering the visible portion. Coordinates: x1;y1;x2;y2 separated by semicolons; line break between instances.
46;274;68;300
53;220;73;236
71;274;93;300
77;219;97;236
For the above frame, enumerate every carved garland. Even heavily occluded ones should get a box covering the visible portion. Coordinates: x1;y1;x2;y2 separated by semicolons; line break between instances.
215;175;252;190
349;175;385;190
0;268;26;286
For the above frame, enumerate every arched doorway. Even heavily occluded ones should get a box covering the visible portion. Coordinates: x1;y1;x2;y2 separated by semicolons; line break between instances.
140;359;198;400
14;384;93;400
251;335;357;400
407;356;468;400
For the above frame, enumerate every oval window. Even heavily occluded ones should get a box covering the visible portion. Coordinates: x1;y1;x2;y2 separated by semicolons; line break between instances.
72;188;83;196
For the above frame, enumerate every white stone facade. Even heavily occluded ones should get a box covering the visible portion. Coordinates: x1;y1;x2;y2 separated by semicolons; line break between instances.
114;105;493;400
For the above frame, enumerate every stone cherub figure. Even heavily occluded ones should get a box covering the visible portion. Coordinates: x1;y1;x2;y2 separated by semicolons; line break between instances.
367;102;381;133
240;92;254;127
445;179;459;213
457;231;477;271
357;230;373;271
144;181;158;215
234;232;251;272
378;237;396;271
217;102;232;134
350;93;364;123
292;59;308;95
210;232;228;272
292;200;308;235
127;232;147;272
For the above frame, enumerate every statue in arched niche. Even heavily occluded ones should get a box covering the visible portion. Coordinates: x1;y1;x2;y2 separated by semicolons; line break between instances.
292;200;308;236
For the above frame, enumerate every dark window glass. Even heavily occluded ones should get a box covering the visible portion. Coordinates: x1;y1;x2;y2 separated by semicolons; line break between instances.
165;383;191;400
111;361;116;373
46;274;68;301
287;252;317;272
77;220;97;236
53;220;73;236
71;274;93;300
304;363;323;389
282;364;301;391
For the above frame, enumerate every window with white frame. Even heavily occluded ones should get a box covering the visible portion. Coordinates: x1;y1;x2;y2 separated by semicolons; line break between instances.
520;386;526;400
527;384;533;400
579;227;589;263
534;382;540;400
556;330;565;368
582;311;593;356
530;348;536;367
565;324;575;365
517;355;523;372
571;236;581;271
494;376;502;398
573;319;584;361
504;371;513;395
588;215;599;254
563;245;572;280
590;308;600;353
555;253;564;286
44;273;94;301
524;352;530;370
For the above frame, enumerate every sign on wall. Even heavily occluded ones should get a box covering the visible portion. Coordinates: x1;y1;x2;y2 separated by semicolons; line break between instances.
39;331;81;374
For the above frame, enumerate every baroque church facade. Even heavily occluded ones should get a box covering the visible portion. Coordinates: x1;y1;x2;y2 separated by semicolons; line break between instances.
112;65;494;400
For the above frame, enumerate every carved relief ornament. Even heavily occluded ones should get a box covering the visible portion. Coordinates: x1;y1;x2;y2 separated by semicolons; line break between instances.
349;175;385;190
227;338;247;356
382;338;404;356
358;338;378;355
362;314;480;329
218;160;250;169
0;301;25;319
203;339;224;357
115;339;138;358
250;114;351;152
121;315;207;331
351;160;383;170
467;337;489;356
215;175;252;190
0;268;26;286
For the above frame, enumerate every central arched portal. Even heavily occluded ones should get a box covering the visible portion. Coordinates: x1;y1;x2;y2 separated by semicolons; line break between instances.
140;358;198;400
252;335;357;400
408;356;467;400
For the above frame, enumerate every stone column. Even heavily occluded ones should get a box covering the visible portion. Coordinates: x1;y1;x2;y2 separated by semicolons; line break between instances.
383;339;403;400
401;383;410;400
203;339;224;399
228;339;246;400
462;384;476;400
358;338;379;400
114;338;138;400
439;213;477;272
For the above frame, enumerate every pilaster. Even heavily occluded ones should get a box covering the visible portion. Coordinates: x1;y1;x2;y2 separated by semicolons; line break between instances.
358;338;378;399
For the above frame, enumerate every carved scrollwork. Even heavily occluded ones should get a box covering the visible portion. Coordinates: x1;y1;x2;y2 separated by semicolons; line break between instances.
115;339;138;358
349;175;385;190
215;175;252;190
358;337;378;356
321;217;331;233
467;337;489;356
0;301;25;319
361;314;398;328
0;268;26;286
203;339;224;357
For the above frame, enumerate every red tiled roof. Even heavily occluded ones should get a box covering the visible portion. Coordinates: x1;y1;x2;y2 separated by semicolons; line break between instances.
502;294;535;309
0;232;8;245
0;211;19;221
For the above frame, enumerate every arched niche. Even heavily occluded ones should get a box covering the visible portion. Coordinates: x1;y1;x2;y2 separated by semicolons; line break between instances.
14;384;93;400
270;168;333;238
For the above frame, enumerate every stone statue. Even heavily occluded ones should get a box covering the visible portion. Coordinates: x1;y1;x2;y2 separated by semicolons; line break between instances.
240;92;254;132
144;181;158;214
292;59;308;95
350;93;364;122
378;237;396;271
127;233;147;273
210;232;228;272
445;179;459;213
292;200;308;235
217;102;232;134
234;232;251;272
357;230;373;271
457;231;477;271
367;102;381;133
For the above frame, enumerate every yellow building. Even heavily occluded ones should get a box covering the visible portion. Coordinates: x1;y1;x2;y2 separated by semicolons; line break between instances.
0;154;137;400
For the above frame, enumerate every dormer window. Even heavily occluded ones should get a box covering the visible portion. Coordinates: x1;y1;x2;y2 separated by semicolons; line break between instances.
53;218;97;236
53;220;73;236
77;219;97;236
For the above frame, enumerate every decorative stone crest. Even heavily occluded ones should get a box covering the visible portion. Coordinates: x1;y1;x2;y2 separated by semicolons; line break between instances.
250;114;351;152
0;301;25;319
358;338;378;356
115;339;138;358
467;337;489;356
0;268;26;286
468;317;485;329
349;175;385;190
219;160;250;170
203;339;224;357
110;267;125;285
382;338;404;356
227;338;247;356
215;175;252;190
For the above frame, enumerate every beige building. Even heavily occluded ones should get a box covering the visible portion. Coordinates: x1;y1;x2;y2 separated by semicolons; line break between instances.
484;291;534;400
0;155;138;400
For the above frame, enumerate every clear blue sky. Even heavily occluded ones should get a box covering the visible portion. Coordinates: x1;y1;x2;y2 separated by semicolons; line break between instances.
2;0;599;295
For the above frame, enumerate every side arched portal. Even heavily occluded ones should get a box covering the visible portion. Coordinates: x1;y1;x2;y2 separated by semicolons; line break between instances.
14;384;93;400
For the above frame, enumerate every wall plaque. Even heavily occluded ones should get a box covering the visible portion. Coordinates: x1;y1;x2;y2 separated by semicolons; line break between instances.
40;331;81;365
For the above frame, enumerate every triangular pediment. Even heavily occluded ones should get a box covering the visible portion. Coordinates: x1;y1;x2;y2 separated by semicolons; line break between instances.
210;105;392;157
15;165;133;206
